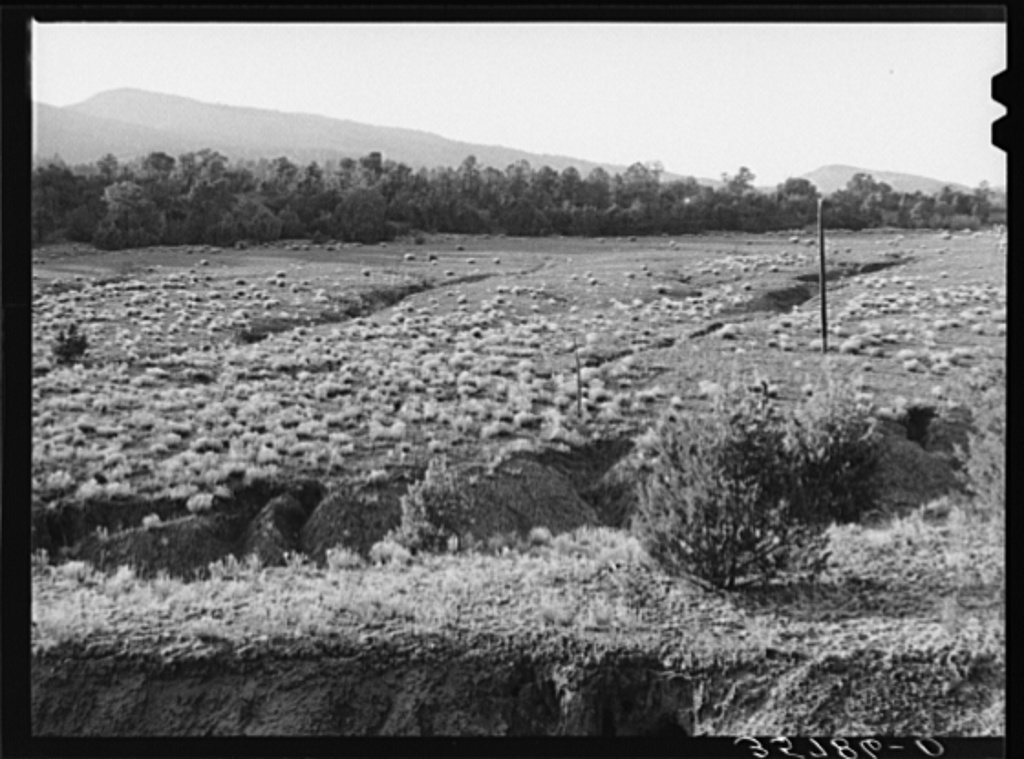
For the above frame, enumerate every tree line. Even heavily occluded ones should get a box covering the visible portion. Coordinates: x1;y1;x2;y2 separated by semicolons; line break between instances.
31;150;1004;250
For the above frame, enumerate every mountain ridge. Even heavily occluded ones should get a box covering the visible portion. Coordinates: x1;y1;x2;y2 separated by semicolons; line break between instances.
39;87;709;182
799;163;978;195
34;89;987;194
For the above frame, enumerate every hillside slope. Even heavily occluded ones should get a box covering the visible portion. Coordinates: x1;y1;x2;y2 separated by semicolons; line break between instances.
37;88;698;180
800;164;975;195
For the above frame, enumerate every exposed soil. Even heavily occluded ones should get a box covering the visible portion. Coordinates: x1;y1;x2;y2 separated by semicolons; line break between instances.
32;626;999;733
31;563;1004;736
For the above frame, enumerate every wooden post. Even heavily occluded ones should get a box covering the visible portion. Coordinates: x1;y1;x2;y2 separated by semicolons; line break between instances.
818;198;828;354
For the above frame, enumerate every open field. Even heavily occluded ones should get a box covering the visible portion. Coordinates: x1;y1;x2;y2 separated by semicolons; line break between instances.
30;229;1005;736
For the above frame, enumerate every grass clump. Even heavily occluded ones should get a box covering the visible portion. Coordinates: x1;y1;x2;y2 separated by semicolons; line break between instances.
325;545;366;571
51;322;89;365
632;373;882;590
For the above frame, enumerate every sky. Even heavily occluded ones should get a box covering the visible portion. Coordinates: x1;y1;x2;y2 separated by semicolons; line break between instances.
31;22;1006;187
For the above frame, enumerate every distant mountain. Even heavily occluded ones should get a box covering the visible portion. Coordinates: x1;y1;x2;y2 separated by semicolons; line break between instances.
34;102;215;166
35;87;708;182
800;164;975;196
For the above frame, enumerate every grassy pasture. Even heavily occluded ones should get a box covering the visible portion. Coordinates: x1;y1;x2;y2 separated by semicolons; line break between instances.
30;228;1005;735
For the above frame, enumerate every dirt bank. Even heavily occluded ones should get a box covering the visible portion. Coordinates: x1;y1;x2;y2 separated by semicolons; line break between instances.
31;625;1002;736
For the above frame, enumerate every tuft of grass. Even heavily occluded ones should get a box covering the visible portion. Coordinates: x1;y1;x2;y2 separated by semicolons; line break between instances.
538;594;575;627
325;545;366;571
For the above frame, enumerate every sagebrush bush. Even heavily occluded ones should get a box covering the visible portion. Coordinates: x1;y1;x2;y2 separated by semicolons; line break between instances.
51;323;89;365
632;379;881;590
783;373;883;525
952;361;1005;521
393;456;477;554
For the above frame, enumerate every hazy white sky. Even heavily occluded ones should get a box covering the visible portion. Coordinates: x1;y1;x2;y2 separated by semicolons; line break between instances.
32;22;1005;187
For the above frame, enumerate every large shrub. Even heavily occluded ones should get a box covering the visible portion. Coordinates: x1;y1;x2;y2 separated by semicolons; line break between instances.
631;379;881;590
783;375;883;525
392;456;477;554
952;360;1005;522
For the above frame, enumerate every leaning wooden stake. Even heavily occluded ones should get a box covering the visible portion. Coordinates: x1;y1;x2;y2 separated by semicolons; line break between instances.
573;335;583;418
818;198;828;354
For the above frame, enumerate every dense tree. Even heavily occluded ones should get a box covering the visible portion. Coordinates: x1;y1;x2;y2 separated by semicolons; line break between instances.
583;167;612;211
31;148;1000;250
334;187;388;243
359;152;384;187
557;166;583;208
335;157;360;193
223;166;258;196
722;166;756;196
775;177;819;228
32;163;89;244
96;154;120;183
234;196;283;242
505;160;532;203
501;197;550;237
140;152;176;181
93;181;165;249
182;177;234;244
530;165;560;208
619;162;659;206
379;159;414;205
277;207;305;240
972;182;993;224
457;155;482;205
